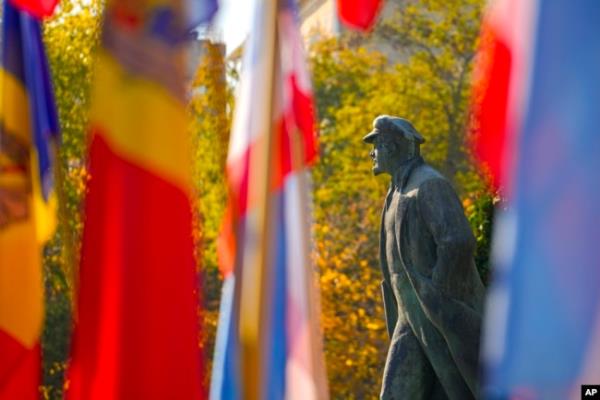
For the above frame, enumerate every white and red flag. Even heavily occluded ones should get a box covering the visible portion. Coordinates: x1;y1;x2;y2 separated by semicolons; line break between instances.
211;0;328;399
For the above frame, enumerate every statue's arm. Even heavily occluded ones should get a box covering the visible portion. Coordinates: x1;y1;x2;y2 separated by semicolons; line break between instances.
416;178;476;293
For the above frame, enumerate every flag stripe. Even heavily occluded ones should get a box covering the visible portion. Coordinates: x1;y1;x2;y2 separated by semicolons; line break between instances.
284;172;320;400
0;70;32;158
472;0;538;192
8;0;59;19
68;132;203;399
472;28;511;187
209;276;240;400
1;6;27;83
263;192;288;399
0;332;40;400
20;14;59;197
0;210;44;347
89;51;191;192
226;119;304;217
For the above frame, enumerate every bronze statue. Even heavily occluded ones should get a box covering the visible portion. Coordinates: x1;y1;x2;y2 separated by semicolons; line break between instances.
364;116;485;400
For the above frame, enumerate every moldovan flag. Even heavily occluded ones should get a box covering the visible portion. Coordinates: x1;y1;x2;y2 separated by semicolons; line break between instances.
474;0;600;398
0;1;59;399
66;0;206;399
211;0;327;399
337;0;383;31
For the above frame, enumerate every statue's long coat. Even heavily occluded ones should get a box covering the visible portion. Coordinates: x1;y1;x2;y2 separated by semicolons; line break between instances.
379;157;485;399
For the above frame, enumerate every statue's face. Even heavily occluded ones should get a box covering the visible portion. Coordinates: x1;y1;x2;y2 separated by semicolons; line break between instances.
370;133;416;176
370;135;396;176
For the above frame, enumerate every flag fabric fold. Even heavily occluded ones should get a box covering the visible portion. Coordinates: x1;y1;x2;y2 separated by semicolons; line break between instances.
475;1;600;398
471;0;537;192
0;1;59;398
211;0;328;399
66;1;206;399
337;0;383;31
8;0;59;19
188;0;219;27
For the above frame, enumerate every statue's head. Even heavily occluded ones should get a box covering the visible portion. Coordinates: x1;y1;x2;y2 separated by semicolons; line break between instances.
363;115;425;176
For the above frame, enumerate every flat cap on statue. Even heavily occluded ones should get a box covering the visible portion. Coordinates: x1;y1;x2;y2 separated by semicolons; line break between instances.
362;115;425;144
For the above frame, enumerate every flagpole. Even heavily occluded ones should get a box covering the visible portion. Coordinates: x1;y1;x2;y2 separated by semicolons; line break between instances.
239;0;279;399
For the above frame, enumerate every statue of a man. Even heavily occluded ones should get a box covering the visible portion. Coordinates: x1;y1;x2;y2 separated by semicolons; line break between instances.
364;115;485;400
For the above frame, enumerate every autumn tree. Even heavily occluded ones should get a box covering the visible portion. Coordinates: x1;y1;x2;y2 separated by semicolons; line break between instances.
377;0;484;183
188;37;233;383
310;38;390;399
41;1;103;398
309;0;490;397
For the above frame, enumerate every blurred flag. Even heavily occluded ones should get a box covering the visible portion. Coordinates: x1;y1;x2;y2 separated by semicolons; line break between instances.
337;0;383;31
471;0;536;192
9;0;58;19
474;1;600;398
211;0;327;399
189;0;219;26
66;1;206;399
0;1;59;398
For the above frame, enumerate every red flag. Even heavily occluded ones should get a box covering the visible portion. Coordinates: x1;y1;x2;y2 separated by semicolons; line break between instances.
66;1;205;399
471;0;537;191
337;0;383;31
8;0;58;19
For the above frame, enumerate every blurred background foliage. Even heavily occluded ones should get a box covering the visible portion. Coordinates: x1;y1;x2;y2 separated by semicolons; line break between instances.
188;39;233;388
38;0;494;398
41;0;102;398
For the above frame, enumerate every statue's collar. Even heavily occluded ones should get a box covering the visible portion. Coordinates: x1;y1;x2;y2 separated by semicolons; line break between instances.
392;156;423;191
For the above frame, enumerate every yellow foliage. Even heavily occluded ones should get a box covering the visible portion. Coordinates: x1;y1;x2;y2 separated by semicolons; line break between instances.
188;40;233;387
41;2;104;398
310;0;486;397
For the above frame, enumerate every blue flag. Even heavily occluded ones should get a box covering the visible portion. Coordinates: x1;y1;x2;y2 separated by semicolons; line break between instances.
483;1;600;398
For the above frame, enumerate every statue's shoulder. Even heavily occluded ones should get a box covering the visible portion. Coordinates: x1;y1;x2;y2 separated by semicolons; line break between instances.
405;163;446;193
